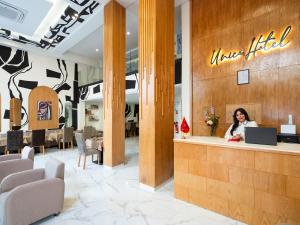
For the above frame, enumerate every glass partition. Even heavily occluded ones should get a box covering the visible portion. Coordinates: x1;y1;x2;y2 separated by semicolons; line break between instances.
78;63;102;86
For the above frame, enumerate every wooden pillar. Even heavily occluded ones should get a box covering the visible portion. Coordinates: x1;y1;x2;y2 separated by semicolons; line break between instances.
103;0;125;167
139;0;175;188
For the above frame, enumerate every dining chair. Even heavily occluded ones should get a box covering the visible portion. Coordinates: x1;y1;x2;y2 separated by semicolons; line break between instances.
31;129;46;154
75;133;100;169
0;133;6;155
83;126;96;139
6;130;23;154
59;127;74;150
125;123;131;137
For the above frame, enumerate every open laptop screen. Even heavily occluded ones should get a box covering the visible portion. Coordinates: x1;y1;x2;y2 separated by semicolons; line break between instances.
245;127;277;146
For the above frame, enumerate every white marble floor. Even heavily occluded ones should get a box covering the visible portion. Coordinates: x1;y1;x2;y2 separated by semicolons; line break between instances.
33;137;246;225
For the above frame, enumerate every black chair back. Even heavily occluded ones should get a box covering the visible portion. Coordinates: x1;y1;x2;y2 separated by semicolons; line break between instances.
7;130;23;152
31;129;45;147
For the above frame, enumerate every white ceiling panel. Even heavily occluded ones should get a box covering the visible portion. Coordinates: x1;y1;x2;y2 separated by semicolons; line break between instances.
0;0;54;36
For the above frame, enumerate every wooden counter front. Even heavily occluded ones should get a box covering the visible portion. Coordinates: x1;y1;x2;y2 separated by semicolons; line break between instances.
174;137;300;225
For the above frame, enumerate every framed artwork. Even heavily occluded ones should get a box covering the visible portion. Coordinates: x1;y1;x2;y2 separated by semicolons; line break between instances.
37;101;52;120
237;69;250;85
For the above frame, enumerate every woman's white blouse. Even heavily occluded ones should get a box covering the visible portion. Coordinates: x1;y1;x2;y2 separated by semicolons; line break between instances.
224;120;258;140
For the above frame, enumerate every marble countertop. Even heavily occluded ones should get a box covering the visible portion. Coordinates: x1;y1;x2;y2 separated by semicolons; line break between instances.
174;136;300;155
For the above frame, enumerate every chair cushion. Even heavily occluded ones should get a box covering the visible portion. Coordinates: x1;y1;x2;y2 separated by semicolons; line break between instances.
45;158;65;180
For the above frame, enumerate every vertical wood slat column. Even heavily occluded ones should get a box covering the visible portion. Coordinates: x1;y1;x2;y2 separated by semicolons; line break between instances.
103;0;125;167
139;0;175;187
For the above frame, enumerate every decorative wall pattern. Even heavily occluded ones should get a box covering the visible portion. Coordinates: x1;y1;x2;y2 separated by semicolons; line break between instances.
78;73;139;101
0;44;77;132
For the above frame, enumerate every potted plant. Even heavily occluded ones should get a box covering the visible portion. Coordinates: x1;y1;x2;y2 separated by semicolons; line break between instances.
204;107;220;136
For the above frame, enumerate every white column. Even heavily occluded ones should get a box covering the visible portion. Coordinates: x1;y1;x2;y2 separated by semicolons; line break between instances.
181;0;192;133
77;100;86;130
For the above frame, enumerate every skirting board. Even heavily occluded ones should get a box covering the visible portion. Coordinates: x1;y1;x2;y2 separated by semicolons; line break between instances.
103;163;125;170
139;177;174;192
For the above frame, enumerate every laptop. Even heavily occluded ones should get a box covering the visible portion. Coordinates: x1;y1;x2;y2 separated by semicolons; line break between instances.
245;127;277;146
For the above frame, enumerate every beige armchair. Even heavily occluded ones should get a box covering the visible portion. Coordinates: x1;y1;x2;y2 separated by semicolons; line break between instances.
0;158;65;225
0;146;34;183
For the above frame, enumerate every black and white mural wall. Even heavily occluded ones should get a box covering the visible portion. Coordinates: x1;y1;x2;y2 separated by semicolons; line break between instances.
78;73;139;129
78;73;139;101
0;44;79;133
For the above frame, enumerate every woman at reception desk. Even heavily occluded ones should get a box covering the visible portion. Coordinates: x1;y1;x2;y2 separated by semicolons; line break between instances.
224;108;258;141
174;111;300;224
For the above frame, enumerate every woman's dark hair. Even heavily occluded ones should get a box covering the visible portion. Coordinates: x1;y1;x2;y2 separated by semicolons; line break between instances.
230;108;251;135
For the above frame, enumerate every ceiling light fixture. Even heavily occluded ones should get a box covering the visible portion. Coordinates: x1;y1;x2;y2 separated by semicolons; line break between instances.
96;48;99;52
71;13;79;20
127;31;131;36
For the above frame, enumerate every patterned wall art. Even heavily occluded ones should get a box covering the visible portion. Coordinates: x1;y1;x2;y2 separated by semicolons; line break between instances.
0;44;78;132
37;101;52;120
78;73;139;101
0;0;101;50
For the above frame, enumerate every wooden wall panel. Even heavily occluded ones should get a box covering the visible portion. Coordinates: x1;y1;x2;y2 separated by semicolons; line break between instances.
28;86;59;130
139;0;174;187
103;0;125;167
175;141;300;224
192;0;300;135
10;98;21;129
226;103;262;124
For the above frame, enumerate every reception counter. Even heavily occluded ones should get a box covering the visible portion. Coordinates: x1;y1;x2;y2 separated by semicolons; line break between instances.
174;136;300;225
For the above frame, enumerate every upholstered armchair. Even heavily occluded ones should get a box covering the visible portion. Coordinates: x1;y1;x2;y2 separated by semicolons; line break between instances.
75;133;100;169
58;127;74;149
0;158;65;225
6;130;23;154
0;146;34;183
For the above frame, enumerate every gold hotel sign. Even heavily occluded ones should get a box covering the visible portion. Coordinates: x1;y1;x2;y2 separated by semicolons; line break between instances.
210;25;292;66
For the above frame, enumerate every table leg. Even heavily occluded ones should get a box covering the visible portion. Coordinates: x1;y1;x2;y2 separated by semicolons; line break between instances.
78;154;81;167
83;155;86;169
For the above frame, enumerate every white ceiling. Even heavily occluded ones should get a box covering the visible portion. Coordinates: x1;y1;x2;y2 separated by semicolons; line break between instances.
0;0;185;66
67;0;138;61
0;0;55;36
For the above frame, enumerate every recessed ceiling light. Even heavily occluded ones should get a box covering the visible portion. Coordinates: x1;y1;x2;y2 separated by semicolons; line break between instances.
71;13;79;20
127;31;131;36
96;49;99;52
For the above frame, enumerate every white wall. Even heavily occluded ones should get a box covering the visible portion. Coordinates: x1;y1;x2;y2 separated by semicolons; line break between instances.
181;1;192;132
77;101;86;130
0;44;76;133
81;101;138;132
85;101;104;131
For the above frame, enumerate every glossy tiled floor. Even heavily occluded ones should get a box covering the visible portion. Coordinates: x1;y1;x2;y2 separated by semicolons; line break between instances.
33;137;245;225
